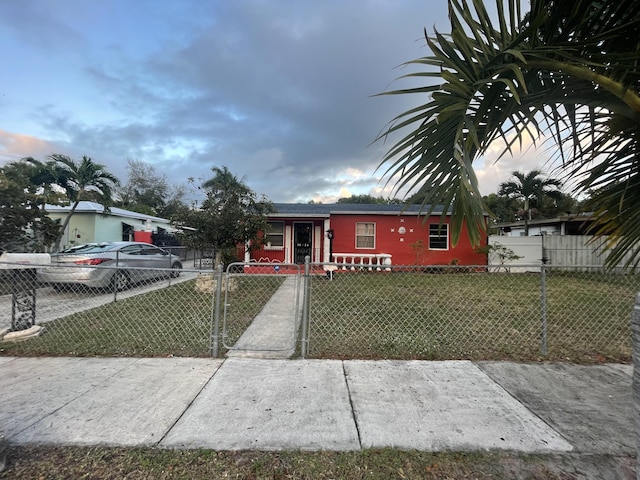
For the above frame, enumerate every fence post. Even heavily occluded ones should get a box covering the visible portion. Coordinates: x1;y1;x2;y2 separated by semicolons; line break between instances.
0;428;6;473
300;255;311;358
540;264;548;356
210;263;224;357
113;250;120;303
631;292;640;475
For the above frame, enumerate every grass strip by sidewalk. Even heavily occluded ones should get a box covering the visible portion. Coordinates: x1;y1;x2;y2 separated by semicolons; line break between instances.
0;446;634;480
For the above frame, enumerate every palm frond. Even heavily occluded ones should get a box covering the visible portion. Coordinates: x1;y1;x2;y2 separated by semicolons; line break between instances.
375;0;640;267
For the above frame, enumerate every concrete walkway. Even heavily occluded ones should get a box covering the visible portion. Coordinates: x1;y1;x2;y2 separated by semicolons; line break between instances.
0;356;633;459
226;275;304;359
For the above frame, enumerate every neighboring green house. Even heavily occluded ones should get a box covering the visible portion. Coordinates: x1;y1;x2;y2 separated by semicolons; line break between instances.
45;201;176;250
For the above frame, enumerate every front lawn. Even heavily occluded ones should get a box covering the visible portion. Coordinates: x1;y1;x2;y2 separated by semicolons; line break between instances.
308;270;638;363
0;276;285;357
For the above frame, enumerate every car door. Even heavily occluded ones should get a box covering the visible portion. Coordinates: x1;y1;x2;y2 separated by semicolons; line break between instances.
117;244;147;283
139;244;171;280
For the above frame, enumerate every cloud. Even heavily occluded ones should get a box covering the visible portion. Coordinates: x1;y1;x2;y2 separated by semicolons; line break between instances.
0;0;456;202
473;128;570;195
0;130;57;164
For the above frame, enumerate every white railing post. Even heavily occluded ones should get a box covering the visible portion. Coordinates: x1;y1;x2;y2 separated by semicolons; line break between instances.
331;252;392;272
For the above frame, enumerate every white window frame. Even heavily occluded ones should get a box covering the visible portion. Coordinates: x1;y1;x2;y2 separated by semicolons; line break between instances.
428;223;449;250
356;222;376;249
265;221;284;249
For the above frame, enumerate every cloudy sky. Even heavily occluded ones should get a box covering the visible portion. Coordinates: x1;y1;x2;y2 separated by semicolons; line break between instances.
0;0;555;204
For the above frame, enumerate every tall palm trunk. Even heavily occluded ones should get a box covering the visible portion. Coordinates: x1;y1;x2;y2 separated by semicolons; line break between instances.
524;198;530;236
53;199;81;252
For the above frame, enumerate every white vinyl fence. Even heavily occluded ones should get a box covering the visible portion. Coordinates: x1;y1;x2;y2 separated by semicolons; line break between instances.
488;235;639;271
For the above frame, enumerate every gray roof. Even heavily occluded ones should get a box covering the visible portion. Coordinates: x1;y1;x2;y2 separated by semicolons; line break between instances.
271;203;448;217
494;212;595;229
45;201;171;223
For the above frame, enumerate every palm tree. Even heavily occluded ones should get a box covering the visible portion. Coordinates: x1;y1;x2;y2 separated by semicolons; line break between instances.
498;170;563;235
201;166;252;205
180;166;274;266
49;154;120;251
376;0;640;269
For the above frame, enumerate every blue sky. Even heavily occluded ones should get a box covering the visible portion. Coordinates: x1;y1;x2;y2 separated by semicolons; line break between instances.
0;0;550;203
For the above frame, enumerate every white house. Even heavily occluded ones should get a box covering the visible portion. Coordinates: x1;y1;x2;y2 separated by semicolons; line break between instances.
494;213;595;237
45;201;176;250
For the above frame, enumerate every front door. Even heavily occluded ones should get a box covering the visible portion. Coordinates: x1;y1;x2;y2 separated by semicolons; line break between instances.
293;223;313;263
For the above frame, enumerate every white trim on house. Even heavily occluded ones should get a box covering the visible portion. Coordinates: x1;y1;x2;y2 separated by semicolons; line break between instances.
45;201;171;225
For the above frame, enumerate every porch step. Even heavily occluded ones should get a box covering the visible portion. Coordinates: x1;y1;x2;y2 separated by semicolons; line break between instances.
226;275;303;359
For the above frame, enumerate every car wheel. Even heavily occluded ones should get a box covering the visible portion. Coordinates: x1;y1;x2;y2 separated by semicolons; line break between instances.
170;262;182;278
112;270;130;291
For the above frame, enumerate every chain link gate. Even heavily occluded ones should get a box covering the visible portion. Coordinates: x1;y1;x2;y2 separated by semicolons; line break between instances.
220;262;303;356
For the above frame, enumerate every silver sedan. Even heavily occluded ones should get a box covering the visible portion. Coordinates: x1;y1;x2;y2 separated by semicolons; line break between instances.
38;242;183;291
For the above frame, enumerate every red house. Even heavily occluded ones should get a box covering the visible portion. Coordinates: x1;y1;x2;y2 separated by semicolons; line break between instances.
246;204;488;269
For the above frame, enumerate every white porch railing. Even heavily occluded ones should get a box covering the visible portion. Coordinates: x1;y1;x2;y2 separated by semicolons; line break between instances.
331;253;392;271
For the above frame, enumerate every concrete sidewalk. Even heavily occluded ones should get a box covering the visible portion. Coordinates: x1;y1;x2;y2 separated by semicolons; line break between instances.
0;356;633;457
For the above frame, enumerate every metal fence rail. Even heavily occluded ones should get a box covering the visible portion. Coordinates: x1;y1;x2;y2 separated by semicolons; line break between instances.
0;261;638;363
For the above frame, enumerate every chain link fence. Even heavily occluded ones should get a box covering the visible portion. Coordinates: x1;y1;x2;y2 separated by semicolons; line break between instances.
1;261;638;363
307;264;639;362
0;264;215;356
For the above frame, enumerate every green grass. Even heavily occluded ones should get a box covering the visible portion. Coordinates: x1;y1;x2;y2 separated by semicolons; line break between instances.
1;446;631;480
308;270;639;363
0;276;285;357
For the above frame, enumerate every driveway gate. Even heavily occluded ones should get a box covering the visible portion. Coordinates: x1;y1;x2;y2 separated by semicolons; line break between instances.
221;263;303;356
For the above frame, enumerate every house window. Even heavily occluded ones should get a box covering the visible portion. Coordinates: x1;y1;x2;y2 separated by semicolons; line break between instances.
356;222;375;249
265;221;284;248
429;223;448;250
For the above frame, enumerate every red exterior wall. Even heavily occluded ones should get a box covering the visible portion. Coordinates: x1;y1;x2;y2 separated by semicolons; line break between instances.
329;214;487;266
251;213;487;266
250;218;326;264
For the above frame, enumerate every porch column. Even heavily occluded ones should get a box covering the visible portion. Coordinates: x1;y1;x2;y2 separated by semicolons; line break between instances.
323;219;331;263
285;225;292;263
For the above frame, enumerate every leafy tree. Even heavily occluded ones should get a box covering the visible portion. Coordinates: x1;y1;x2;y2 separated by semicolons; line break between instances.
483;193;519;225
498;170;563;235
117;159;187;218
536;191;579;219
47;154;120;251
0;160;61;252
178;166;274;265
476;242;523;272
376;0;640;268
